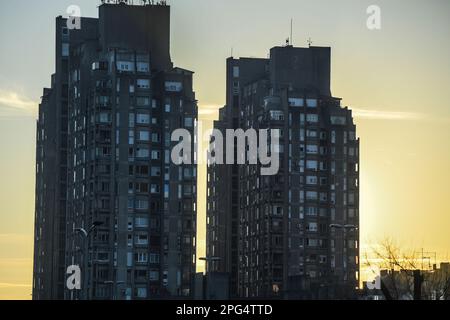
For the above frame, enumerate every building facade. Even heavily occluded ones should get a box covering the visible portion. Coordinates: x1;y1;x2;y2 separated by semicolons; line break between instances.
33;2;197;300
207;45;360;299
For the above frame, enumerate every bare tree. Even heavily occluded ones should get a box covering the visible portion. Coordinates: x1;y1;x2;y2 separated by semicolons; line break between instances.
364;238;450;300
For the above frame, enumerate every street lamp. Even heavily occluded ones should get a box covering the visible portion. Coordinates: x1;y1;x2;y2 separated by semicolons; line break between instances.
329;224;358;297
74;221;104;300
74;220;104;238
199;256;221;274
198;257;222;300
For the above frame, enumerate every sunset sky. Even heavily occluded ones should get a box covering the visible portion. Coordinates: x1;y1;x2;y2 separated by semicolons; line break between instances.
1;0;449;299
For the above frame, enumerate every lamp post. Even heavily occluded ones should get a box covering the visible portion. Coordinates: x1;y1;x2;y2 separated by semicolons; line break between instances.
199;256;221;274
74;221;104;300
199;256;221;300
329;224;358;298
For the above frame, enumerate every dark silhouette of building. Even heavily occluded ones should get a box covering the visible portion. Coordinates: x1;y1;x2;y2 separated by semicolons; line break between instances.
207;45;360;299
33;2;197;300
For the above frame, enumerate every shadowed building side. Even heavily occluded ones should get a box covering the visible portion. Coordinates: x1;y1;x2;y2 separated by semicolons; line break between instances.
33;2;198;300
207;45;360;299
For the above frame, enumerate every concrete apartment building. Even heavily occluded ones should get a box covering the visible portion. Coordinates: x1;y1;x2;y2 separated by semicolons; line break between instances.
207;45;360;299
33;1;198;300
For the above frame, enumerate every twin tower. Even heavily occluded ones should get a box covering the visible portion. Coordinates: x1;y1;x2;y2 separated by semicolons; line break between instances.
33;2;359;300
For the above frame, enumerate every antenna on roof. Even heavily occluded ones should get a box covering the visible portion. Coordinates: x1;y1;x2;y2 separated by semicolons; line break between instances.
290;18;293;46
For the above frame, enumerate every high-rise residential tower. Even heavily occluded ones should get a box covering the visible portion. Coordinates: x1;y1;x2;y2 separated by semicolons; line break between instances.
207;45;359;299
33;2;198;300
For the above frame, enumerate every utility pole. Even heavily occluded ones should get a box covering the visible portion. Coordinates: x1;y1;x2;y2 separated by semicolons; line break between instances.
413;270;422;300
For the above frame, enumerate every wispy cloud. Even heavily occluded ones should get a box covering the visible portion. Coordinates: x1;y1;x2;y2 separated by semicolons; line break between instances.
351;108;423;121
0;90;37;117
352;108;450;124
0;283;31;289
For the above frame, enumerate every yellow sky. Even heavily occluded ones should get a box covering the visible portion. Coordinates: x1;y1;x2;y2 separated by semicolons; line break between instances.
1;0;450;300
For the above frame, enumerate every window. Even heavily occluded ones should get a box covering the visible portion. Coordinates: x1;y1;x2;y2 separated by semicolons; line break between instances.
184;168;192;178
306;160;318;170
233;66;240;78
135;234;148;245
136;165;149;175
62;43;69;57
270;110;284;121
330;116;346;125
306;191;318;200
349;147;355;156
306;114;319;123
306;238;319;247
165;81;182;92
137;62;149;72
149;253;160;264
136;148;149;158
135;182;149;193
149;270;159;281
137;79;150;89
99;112;111;123
349;193;355;205
307;222;318;232
151;184;160;194
306;206;318;216
300;114;305;124
306;99;318;108
136;199;149;210
151;167;161;177
151;133;160;143
117;61;134;72
135;252;148;263
139;130;150;141
135;217;149;228
97;96;110;106
306;176;318;185
127;198;134;210
137;97;150;107
306;130;318;138
129;113;135;127
136;287;147;298
151;151;160;160
184;185;192;196
299;129;305;141
306;145;318;154
184;117;193;127
129;131;135;145
288;98;304;107
136;114;150;124
349;131;356;141
348;208;355;218
331;131;336;144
